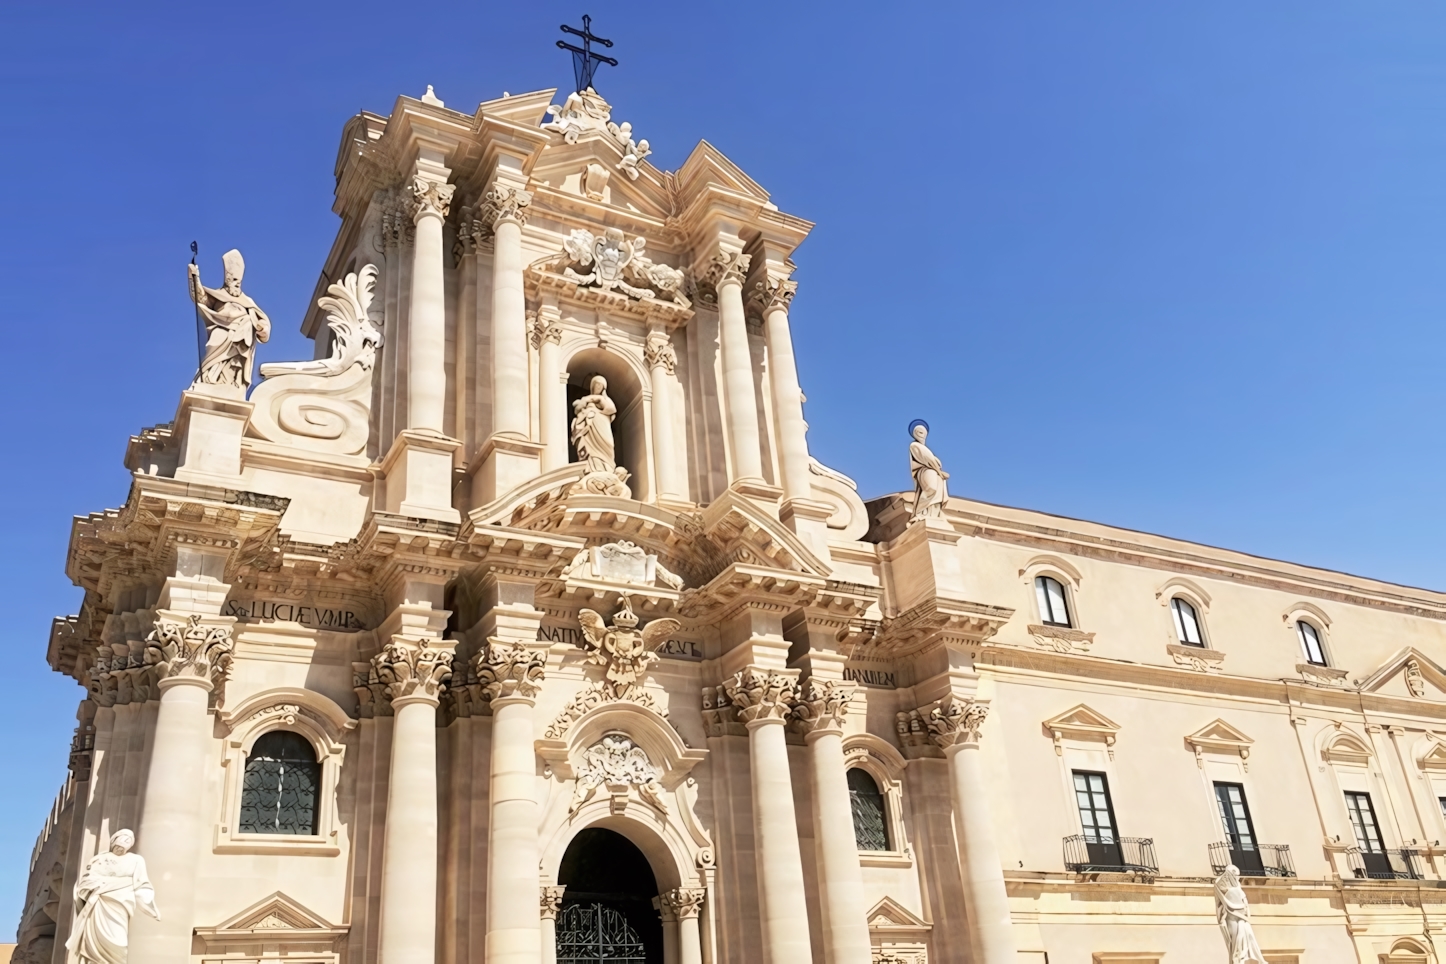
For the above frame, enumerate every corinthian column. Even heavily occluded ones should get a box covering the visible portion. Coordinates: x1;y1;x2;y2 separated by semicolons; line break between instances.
722;668;812;964
706;252;764;483
645;325;683;500
927;697;1016;964
479;639;548;964
531;308;565;471
130;609;235;964
752;278;811;503
487;184;532;439
408;175;455;433
796;679;872;964
661;887;707;964
373;639;453;964
540;886;566;964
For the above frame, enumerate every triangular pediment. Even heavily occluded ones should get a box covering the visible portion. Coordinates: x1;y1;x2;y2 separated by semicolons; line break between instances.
476;88;556;128
865;896;930;931
1421;739;1446;771
692;490;831;580
529;135;675;220
675;139;770;207
1358;647;1446;701
1043;704;1120;738
206;892;341;934
1187;719;1254;751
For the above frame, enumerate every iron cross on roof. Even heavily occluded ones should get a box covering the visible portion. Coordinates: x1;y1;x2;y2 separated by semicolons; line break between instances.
557;15;618;93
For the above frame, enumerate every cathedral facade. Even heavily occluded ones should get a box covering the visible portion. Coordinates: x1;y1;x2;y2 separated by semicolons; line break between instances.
19;81;1446;964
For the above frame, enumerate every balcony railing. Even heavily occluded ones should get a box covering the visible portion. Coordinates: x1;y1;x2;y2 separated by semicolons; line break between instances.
1208;842;1296;878
1063;835;1159;876
1347;847;1424;880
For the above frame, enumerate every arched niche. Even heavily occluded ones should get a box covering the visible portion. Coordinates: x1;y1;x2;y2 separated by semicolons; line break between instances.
565;346;650;500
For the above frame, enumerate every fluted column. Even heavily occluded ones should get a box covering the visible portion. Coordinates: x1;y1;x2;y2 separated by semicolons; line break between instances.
540;886;566;964
645;326;683;500
130;609;235;964
796;680;872;964
661;888;706;964
487;184;532;439
373;639;454;964
752;278;811;503
408;175;455;433
927;697;1016;964
532;308;565;471
480;640;548;964
722;668;812;964
706;252;763;482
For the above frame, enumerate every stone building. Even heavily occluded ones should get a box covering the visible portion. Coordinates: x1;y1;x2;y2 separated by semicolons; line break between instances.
18;81;1446;964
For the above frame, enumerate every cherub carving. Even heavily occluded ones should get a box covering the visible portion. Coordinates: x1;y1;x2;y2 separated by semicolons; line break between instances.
577;596;681;702
607;120;652;180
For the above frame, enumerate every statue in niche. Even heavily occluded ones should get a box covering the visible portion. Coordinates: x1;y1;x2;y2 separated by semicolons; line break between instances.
66;829;159;964
1213;865;1265;964
908;420;949;522
571;375;618;474
188;249;271;392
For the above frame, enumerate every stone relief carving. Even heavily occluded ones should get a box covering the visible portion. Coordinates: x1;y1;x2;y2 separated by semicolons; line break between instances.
476;640;546;703
659;887;706;920
722;668;798;723
539;886;566;920
542;87;613;143
559;541;685;590
581;162;610;200
908;421;949;523
188;249;272;393
1213;864;1266;964
793;678;855;735
644;329;677;375
698;251;751;301
480;183;532;228
569;734;668;814
1406;659;1427;697
145;615;234;687
546;597;680;739
370;639;453;703
608;120;651;179
409;176;455;221
1169;644;1224;674
539;228;690;308
66;830;159;964
924;697;988;749
1027;624;1094;654
249;265;383;456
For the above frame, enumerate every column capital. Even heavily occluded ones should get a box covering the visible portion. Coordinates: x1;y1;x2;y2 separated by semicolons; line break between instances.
723;666;799;725
925;695;989;750
702;250;751;292
409;175;455;222
145;612;235;693
528;310;563;349
539;885;566;920
476;638;547;705
749;277;798;315
481;182;533;228
661;887;706;921
794;678;855;739
368;637;454;709
644;328;677;374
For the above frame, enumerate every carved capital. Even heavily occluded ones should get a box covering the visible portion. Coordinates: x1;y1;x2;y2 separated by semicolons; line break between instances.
369;638;453;706
749;277;797;315
925;696;989;749
529;311;563;349
481;183;533;228
476;639;546;704
644;330;677;374
701;251;751;292
794;678;855;736
722;667;798;724
660;887;706;921
410;176;455;222
540;885;567;920
144;614;234;689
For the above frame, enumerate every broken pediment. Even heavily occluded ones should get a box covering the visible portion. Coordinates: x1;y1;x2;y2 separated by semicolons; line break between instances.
1357;648;1446;701
1043;704;1121;756
1185;719;1254;768
193;892;347;958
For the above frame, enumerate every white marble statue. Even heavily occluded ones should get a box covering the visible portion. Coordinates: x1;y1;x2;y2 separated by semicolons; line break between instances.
65;830;159;964
607;120;651;179
908;421;949;522
571;375;618;474
1213;865;1265;964
188;249;272;391
542;88;611;143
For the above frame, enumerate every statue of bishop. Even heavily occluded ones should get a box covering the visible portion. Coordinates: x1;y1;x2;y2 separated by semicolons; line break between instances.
188;249;271;392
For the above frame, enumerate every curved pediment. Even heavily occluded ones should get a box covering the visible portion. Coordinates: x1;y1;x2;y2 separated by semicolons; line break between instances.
535;700;706;791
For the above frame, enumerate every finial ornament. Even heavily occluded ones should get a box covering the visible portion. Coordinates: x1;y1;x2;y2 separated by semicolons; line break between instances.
908;420;949;523
556;15;617;93
187;249;272;394
66;829;159;964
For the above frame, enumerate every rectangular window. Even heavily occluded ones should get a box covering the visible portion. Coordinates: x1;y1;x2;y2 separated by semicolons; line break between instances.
1345;791;1385;853
1214;782;1264;874
1439;796;1446;824
1036;576;1072;627
1073;770;1123;868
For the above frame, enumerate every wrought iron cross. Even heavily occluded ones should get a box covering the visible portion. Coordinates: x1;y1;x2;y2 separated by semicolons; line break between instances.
557;15;617;93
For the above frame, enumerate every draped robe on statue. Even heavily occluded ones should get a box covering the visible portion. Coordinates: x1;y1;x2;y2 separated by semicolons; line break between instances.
572;377;618;474
194;286;272;390
66;850;157;964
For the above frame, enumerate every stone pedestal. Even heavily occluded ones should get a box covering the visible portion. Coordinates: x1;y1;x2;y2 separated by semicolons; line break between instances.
379;429;461;523
471;435;546;507
173;390;253;484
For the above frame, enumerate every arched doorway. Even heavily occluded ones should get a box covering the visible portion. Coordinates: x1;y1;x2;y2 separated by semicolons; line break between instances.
556;827;662;963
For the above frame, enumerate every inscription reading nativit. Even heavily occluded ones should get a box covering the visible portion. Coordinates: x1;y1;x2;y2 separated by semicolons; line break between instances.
537;625;702;660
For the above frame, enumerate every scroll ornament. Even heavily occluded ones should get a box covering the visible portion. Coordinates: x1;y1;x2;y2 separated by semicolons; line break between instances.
144;615;234;687
569;734;668;814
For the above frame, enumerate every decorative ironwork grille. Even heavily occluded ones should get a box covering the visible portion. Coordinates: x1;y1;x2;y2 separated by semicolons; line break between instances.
239;731;320;835
847;768;890;851
556;902;647;963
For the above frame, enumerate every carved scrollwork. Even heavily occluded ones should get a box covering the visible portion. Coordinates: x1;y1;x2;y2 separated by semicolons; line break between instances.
924;697;989;749
700;251;751;296
660;887;706;920
793;678;855;735
546;598;679;739
569;734;668;815
481;184;532;228
644;330;677;375
749;277;797;315
367;638;453;706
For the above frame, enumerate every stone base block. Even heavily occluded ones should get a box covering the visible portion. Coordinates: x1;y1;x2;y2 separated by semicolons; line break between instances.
469;434;546;507
173;391;254;485
379;430;462;523
780;497;835;564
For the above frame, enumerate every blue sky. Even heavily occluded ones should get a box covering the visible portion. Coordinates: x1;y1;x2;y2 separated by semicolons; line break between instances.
3;0;1446;923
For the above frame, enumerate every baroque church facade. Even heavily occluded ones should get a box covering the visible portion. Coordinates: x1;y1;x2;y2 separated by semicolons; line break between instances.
19;80;1446;964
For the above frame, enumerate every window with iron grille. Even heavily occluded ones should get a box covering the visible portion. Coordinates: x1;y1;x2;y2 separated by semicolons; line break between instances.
1171;597;1205;646
848;768;890;851
1035;576;1072;627
239;731;320;835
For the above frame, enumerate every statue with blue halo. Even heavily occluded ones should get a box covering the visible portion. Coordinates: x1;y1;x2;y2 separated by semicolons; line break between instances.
908;419;949;522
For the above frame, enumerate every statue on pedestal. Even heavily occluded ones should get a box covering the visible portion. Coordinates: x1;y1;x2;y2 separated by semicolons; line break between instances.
188;249;271;392
1213;865;1265;964
571;375;631;497
65;830;159;964
908;420;949;522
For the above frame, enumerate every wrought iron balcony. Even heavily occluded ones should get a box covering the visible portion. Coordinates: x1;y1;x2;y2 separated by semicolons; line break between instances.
1208;842;1295;878
1347;847;1424;880
1063;835;1158;877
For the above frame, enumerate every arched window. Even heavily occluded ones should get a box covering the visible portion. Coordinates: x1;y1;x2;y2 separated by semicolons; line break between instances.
1171;597;1204;647
239;731;320;836
848;768;890;851
1298;621;1327;666
1035;576;1072;627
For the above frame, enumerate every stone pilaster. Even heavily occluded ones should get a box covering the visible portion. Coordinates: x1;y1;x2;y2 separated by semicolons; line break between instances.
407;172;455;433
531;306;566;471
539;885;566;964
660;888;706;964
